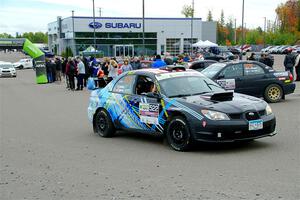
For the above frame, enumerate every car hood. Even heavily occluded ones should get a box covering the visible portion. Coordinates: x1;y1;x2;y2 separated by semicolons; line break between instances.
174;92;267;113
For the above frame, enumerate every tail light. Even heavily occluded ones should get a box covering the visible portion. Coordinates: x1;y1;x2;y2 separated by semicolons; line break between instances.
288;72;293;82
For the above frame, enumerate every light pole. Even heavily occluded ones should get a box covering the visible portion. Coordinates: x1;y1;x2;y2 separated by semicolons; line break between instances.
240;0;245;60
234;18;237;44
142;0;145;55
71;10;75;56
92;0;96;49
263;17;266;47
99;7;102;17
190;0;194;55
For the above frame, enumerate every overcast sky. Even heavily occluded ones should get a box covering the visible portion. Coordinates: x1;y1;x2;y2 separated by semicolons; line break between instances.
0;0;286;35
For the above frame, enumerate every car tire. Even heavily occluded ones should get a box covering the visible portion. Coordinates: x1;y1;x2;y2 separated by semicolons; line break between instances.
19;65;23;69
166;116;193;151
93;109;115;137
264;84;283;103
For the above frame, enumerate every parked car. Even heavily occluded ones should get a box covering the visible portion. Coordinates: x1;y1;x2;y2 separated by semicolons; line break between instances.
269;46;281;54
261;46;273;53
292;47;300;54
201;61;296;103
0;62;17;77
202;52;225;61
13;58;33;69
87;67;276;151
188;60;217;72
241;45;252;54
228;47;241;55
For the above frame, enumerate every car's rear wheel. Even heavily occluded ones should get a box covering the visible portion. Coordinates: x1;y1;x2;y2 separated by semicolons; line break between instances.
166;116;193;151
19;65;23;69
93;109;115;137
264;84;283;103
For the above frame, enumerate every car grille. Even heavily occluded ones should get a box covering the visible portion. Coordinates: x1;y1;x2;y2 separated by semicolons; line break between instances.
229;110;265;120
245;111;260;120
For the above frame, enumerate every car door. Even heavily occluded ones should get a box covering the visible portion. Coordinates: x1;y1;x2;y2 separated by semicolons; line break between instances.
239;62;268;96
215;63;244;91
111;74;140;129
126;75;164;133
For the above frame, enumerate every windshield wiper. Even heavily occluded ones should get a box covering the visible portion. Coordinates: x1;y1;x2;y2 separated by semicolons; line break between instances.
168;94;192;98
203;79;223;89
190;92;211;96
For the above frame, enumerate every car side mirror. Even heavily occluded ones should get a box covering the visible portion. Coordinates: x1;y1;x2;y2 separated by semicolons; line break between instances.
87;78;96;90
217;75;225;79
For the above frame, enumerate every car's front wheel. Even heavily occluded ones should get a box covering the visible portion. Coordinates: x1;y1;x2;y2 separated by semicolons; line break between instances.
93;109;115;137
166;116;193;151
264;84;283;103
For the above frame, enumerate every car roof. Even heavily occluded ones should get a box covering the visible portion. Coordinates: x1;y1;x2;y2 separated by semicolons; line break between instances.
217;60;262;65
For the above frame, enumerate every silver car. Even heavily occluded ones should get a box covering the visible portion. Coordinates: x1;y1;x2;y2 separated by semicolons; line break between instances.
0;62;17;77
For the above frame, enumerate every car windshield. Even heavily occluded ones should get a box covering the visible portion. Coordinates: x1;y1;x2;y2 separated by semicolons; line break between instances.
159;76;225;98
201;63;226;78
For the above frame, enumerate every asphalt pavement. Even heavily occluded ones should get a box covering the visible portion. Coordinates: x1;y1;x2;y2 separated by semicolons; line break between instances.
1;57;300;200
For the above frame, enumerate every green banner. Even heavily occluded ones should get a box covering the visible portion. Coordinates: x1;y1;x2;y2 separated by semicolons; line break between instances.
34;55;48;84
23;39;44;59
22;39;47;84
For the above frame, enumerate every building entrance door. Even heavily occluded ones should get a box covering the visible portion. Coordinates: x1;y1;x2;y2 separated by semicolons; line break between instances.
114;45;134;57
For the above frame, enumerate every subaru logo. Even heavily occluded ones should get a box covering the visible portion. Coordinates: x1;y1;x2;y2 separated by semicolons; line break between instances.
248;112;255;116
89;22;102;29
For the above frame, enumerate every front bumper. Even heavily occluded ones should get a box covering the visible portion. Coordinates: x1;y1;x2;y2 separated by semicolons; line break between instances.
0;71;16;77
191;114;276;142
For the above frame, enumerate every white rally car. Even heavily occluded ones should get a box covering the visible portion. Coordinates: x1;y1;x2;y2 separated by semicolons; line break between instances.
13;58;33;69
0;62;17;77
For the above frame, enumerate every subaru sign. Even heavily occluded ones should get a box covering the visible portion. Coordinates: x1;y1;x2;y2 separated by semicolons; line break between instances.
89;22;102;29
89;22;141;29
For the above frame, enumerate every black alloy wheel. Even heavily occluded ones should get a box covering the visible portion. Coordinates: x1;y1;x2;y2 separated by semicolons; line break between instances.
94;109;115;137
166;116;193;151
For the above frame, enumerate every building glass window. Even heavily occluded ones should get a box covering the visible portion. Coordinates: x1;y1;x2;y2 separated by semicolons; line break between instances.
166;38;180;56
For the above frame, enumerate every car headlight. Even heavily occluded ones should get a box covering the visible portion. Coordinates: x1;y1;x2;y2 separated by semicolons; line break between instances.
266;104;272;115
201;109;230;120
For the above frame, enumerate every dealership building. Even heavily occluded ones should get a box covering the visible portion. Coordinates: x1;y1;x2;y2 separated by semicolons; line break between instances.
48;16;216;57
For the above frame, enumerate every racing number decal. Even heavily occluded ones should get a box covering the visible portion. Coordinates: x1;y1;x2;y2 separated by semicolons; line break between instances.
139;103;159;125
216;79;236;90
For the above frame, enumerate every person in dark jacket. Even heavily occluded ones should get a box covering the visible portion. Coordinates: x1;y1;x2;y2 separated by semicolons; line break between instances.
284;50;295;76
131;57;142;70
45;58;53;83
65;57;77;90
259;54;273;67
248;53;255;60
55;57;62;81
152;55;166;68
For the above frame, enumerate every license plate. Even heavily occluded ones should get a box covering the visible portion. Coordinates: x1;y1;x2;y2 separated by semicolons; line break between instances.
249;119;263;131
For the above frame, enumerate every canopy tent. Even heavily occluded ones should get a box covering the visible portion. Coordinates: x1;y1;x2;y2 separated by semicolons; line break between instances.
192;40;218;48
81;46;103;57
